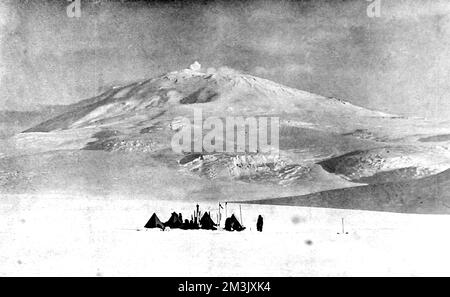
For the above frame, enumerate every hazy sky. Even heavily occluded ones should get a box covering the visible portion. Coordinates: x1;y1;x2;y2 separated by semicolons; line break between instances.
1;0;449;119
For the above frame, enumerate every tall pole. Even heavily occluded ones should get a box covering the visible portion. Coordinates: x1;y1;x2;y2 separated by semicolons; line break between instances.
225;202;227;219
240;205;243;226
196;204;199;219
342;218;345;234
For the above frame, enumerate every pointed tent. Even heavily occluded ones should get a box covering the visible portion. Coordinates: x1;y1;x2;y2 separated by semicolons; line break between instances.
224;214;245;232
144;213;165;229
164;212;183;228
200;212;217;230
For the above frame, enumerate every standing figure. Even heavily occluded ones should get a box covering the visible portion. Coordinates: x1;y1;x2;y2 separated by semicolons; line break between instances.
257;215;263;232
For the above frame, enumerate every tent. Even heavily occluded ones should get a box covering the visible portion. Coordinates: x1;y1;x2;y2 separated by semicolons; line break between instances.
144;213;165;229
164;212;183;228
224;214;245;232
200;212;217;230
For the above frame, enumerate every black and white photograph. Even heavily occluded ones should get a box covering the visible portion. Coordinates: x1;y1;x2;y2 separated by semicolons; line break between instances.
0;0;450;279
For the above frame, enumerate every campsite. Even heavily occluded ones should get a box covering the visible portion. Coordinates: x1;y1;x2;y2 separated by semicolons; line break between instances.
144;204;246;232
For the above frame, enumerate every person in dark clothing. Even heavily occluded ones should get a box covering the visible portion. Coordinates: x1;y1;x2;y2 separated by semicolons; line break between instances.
225;217;233;231
181;219;190;230
224;214;245;231
257;215;263;232
200;212;217;230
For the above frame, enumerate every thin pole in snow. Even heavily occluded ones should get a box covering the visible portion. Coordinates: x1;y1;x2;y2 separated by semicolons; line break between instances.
240;205;243;226
196;204;200;219
225;202;227;219
338;218;348;235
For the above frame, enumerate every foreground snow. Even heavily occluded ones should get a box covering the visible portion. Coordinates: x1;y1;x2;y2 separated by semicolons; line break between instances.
1;193;450;276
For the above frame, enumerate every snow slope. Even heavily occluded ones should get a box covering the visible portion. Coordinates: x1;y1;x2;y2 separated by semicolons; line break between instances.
24;67;390;133
244;169;450;214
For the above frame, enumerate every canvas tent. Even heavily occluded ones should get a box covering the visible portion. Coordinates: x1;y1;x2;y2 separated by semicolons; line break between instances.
164;212;183;228
144;213;165;229
200;212;217;230
224;214;245;231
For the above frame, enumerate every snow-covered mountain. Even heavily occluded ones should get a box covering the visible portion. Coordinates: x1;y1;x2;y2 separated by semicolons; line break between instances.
2;64;450;213
25;65;391;133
